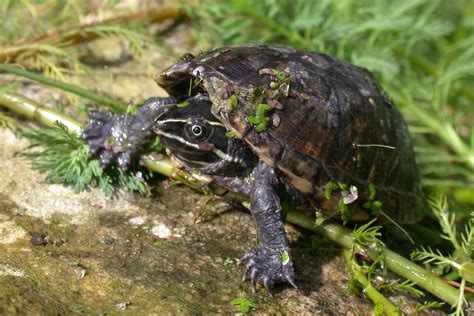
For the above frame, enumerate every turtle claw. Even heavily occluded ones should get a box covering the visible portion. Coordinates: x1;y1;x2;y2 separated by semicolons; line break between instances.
286;275;298;289
239;252;251;263
250;268;258;292
83;111;118;168
117;151;133;171
240;247;296;293
262;275;275;297
241;264;249;282
99;150;115;167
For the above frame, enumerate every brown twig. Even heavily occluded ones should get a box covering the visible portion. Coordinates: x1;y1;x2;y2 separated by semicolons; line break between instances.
446;280;474;294
0;7;181;63
194;195;221;223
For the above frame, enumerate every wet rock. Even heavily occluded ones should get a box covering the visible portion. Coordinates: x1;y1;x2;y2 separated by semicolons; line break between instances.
115;301;131;310
128;216;147;226
0;217;27;244
150;220;175;238
0;264;26;277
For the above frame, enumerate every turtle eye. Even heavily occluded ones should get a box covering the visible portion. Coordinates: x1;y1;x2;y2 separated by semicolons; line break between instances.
185;120;211;142
191;124;203;136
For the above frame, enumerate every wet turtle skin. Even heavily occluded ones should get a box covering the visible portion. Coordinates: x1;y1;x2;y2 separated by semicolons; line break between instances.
83;44;423;293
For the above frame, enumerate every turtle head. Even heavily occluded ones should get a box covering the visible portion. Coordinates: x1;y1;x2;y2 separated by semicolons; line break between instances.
153;93;256;175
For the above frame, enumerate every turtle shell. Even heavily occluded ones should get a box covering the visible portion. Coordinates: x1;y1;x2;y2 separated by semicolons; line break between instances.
156;44;423;223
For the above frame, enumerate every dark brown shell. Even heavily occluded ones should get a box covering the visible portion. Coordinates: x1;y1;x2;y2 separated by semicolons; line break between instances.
156;44;423;223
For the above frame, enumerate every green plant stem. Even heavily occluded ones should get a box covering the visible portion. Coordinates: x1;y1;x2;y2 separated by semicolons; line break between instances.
0;92;460;307
141;155;210;192
286;211;459;306
0;92;82;134
141;155;175;176
342;249;400;315
0;64;127;112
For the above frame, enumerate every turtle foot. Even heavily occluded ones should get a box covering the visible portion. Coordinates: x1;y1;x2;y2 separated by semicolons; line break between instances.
240;247;296;293
82;111;131;170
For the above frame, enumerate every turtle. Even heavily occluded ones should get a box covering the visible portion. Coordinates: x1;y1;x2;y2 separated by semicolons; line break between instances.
82;44;423;292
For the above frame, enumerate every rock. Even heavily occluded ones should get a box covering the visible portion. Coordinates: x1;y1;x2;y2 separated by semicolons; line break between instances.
128;216;147;226
0;217;27;244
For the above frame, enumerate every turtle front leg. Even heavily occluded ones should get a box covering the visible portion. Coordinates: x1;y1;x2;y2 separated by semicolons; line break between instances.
82;97;176;170
241;161;296;293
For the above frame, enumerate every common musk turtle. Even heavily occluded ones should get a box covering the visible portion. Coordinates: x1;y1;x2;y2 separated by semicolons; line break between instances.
83;44;423;292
